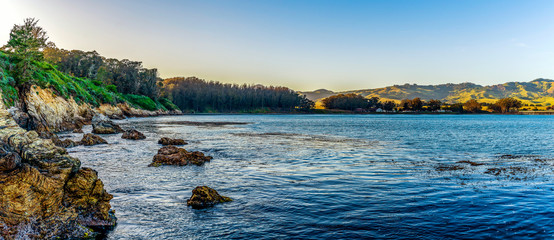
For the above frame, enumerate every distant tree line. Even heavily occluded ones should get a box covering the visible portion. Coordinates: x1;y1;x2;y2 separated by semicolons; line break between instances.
321;93;523;113
162;77;314;112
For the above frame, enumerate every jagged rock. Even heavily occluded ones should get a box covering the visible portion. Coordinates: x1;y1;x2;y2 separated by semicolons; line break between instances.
121;129;146;140
91;114;123;134
24;86;89;133
80;133;107;146
186;186;232;209
72;128;83;133
63;168;116;231
0;107;116;238
149;145;212;167
0;142;21;172
158;137;187;145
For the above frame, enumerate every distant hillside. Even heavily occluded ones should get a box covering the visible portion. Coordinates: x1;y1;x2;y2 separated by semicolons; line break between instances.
299;89;336;102
300;79;554;106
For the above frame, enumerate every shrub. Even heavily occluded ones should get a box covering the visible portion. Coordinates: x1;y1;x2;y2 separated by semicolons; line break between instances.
124;94;158;111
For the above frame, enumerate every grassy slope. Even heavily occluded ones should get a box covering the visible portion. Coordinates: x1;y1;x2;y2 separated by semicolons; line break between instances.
0;51;179;112
302;79;554;109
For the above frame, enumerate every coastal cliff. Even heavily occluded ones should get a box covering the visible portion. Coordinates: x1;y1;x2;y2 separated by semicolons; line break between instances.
12;85;181;134
0;98;116;239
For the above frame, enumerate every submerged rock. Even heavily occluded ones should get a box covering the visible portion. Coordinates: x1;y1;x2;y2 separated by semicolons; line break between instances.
121;129;146;140
91;114;123;134
187;186;232;209
80;133;108;146
0;107;116;238
150;145;212;167
158;137;187;145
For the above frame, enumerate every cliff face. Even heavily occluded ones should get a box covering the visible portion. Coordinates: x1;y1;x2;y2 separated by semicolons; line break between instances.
19;85;181;133
24;86;92;132
0;93;116;238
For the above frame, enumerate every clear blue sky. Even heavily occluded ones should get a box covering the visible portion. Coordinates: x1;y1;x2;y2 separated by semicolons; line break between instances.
2;0;554;91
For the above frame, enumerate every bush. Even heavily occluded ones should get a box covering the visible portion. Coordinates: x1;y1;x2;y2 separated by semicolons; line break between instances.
106;84;117;92
124;94;158;111
158;97;180;111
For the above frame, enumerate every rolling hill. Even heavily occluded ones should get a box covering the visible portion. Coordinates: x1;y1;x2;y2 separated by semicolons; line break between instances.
299;79;554;107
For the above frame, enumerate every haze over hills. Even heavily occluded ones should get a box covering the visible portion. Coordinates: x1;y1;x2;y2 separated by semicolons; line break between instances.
299;79;554;106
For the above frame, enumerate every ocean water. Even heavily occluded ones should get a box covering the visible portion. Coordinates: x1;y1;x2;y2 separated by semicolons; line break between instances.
64;114;554;239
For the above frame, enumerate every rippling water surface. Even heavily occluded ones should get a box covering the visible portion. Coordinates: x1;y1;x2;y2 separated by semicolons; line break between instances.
64;114;554;239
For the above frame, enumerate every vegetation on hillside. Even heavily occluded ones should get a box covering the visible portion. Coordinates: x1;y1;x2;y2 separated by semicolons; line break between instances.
301;80;554;110
321;93;523;113
0;18;172;111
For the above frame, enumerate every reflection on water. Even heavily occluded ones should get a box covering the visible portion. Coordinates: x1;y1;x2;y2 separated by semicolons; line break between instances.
66;114;554;239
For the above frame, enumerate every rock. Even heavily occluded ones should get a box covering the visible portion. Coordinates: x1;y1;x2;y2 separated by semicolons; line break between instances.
91;114;123;134
52;136;80;148
63;168;117;231
0;107;116;238
24;86;89;132
0;142;21;172
186;186;232;209
7;107;30;129
158;137;187;145
72;128;83;133
149;145;212;167
80;133;108;146
121;129;146;140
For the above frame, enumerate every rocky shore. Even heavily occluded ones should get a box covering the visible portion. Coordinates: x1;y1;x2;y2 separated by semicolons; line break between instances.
0;106;115;238
0;85;182;239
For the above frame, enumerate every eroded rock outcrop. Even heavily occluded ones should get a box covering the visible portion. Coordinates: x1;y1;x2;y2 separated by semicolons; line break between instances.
91;114;123;134
24;86;91;133
187;186;232;209
158;137;187;145
121;129;146;140
0;106;116;239
149;145;212;167
80;133;108;146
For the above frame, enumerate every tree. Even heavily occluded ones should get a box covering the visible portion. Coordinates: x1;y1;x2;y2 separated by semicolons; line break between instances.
3;18;49;85
400;99;411;110
427;99;442;111
463;99;482;113
321;93;369;110
411;98;423;111
447;103;464;113
382;100;396;111
491;98;522;113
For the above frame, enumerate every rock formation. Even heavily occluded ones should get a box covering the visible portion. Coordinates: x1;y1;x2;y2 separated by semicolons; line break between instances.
91;114;123;134
187;186;232;209
51;136;80;148
121;129;146;140
158;137;187;145
0;106;116;239
80;133;108;146
149;145;212;167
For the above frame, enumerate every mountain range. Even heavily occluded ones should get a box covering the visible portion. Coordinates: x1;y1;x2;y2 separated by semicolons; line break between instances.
299;79;554;106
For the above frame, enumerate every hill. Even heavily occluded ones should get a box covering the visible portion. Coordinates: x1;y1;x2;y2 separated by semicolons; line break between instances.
300;79;554;106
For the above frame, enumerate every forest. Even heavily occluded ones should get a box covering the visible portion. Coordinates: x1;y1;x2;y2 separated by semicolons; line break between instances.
162;77;313;112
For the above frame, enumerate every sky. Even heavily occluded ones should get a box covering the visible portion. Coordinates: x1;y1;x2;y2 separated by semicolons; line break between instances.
2;0;554;91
